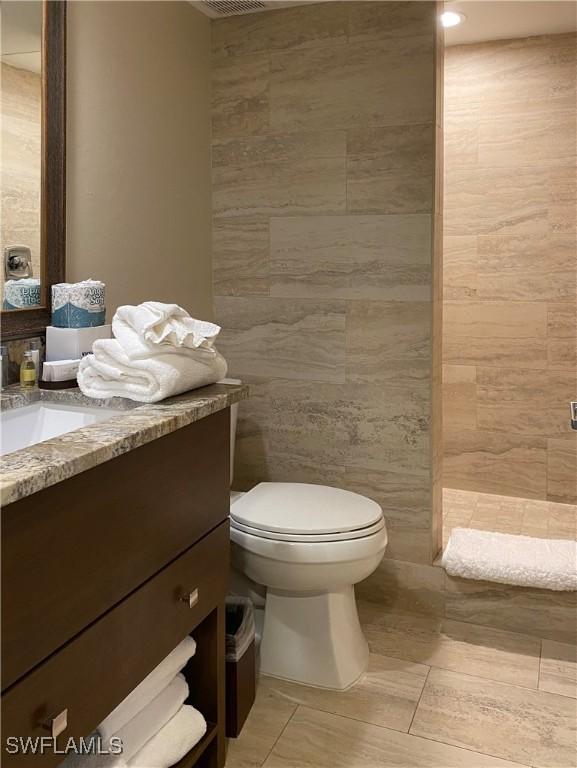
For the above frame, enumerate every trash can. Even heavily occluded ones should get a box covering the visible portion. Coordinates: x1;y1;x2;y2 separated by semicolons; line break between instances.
225;597;256;738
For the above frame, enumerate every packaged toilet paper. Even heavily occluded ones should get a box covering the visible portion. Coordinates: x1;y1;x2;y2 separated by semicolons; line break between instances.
3;278;41;310
52;280;106;328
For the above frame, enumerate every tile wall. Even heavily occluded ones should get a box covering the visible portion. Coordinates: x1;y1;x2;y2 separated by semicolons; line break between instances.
212;1;444;565
443;34;577;503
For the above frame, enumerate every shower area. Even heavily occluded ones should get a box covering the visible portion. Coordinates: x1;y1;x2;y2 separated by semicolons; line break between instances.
441;29;577;551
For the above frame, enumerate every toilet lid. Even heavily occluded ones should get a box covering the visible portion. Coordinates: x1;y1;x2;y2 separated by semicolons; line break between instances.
230;516;385;543
229;482;383;536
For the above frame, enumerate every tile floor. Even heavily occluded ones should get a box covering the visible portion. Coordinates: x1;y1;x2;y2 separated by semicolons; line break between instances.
443;488;577;547
225;603;577;768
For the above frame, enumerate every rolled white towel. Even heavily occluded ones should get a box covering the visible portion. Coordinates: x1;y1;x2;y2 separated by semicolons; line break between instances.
99;637;196;743
77;339;227;403
114;303;221;350
127;705;207;768
112;674;189;762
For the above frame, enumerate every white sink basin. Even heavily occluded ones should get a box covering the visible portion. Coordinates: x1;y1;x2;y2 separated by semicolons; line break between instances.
0;402;121;456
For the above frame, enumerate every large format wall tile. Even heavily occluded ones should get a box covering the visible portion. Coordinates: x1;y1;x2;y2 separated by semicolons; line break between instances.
212;131;346;217
213;216;270;296
270;214;432;301
346;301;432;386
212;52;269;139
212;1;348;58
357;559;445;617
345;466;432;563
215;297;346;382
444;35;577;501
270;36;434;133
547;437;577;504
347;124;435;214
444;428;547;499
212;2;441;569
442;364;477;430
348;1;435;44
411;667;577;767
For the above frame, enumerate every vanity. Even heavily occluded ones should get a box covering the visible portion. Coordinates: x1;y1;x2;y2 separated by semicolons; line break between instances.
1;382;248;767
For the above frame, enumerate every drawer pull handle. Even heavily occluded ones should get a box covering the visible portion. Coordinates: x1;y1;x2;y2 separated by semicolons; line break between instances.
42;709;68;738
180;589;199;609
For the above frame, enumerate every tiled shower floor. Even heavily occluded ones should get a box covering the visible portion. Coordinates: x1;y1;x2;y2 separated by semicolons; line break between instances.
443;487;577;547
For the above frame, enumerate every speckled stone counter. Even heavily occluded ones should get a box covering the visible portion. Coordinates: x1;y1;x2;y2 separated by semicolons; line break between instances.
1;382;248;506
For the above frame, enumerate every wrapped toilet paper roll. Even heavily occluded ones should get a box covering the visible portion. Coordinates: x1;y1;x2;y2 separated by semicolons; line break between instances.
52;280;106;328
3;278;41;310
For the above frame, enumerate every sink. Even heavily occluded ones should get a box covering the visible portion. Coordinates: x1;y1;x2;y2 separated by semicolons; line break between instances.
0;402;122;456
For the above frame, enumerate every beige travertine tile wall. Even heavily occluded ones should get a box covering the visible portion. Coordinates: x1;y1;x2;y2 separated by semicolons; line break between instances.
212;1;443;565
0;63;42;294
443;34;577;504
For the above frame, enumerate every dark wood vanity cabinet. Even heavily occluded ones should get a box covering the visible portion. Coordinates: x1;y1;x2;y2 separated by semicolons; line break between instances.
1;409;231;768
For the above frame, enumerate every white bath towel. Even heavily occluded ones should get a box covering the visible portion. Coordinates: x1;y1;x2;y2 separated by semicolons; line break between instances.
442;527;577;591
77;335;227;403
99;637;196;743
112;675;189;762
114;303;221;350
127;705;206;768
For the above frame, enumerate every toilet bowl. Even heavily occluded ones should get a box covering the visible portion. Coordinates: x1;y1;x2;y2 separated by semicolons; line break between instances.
229;481;387;690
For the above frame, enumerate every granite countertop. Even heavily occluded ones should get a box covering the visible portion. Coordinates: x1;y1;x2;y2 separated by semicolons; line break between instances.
0;382;248;506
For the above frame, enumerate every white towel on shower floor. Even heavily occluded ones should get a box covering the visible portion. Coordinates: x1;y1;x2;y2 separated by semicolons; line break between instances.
114;303;221;351
99;637;196;743
111;674;189;762
127;705;206;768
442;527;577;591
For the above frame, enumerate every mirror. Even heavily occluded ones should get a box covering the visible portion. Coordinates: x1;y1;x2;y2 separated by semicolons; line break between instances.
0;0;66;340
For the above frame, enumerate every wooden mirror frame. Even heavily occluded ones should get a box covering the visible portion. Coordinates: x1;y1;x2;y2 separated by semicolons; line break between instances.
1;0;66;341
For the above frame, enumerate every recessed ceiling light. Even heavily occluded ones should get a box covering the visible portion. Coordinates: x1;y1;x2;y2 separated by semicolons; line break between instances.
441;10;465;28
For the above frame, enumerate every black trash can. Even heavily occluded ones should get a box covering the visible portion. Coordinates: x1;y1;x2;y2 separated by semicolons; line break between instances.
225;597;256;738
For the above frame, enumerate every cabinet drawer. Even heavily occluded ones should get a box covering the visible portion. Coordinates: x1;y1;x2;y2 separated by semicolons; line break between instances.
1;521;229;768
2;409;230;689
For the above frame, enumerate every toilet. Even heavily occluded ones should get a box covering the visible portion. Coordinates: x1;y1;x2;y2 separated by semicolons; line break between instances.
227;388;387;690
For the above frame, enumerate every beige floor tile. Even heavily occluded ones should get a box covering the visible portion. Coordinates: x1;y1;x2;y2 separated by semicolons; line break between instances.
262;706;528;768
358;607;541;688
225;677;297;768
411;667;577;768
540;640;577;699
260;654;428;733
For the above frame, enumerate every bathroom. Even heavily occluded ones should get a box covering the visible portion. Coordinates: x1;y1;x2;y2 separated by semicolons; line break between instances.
1;0;576;766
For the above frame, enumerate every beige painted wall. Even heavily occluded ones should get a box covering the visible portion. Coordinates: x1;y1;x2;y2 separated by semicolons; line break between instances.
1;63;42;294
66;1;213;320
443;33;577;504
212;1;443;568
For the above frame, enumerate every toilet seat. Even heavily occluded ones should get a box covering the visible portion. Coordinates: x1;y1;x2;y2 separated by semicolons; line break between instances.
230;516;385;543
230;481;383;539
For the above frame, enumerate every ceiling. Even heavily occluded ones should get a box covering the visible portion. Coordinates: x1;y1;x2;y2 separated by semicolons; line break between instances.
1;0;42;73
193;0;577;46
444;1;577;46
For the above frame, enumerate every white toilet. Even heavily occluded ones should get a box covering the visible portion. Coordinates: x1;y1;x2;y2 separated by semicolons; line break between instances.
227;392;387;691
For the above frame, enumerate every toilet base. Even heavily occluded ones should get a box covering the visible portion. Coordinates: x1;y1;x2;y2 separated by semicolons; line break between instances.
259;585;369;690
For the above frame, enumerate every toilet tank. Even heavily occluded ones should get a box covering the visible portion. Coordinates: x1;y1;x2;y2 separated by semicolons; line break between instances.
220;378;241;486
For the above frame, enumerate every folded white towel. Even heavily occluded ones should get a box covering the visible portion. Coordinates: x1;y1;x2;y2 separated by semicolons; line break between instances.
442;528;577;591
114;303;221;350
99;637;196;743
112;674;189;762
127;705;207;768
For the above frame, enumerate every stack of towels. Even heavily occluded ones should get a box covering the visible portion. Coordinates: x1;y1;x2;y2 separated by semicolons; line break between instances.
64;637;204;768
77;302;227;403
